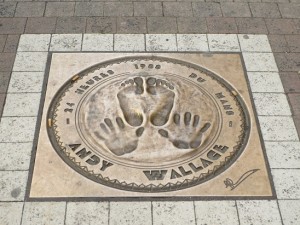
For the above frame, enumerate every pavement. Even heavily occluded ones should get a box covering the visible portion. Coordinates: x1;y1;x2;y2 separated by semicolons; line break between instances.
0;0;300;224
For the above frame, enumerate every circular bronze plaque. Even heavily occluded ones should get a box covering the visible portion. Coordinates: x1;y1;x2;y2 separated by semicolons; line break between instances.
47;56;250;192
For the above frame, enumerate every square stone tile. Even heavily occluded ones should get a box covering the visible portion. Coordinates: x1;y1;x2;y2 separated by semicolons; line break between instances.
2;93;41;117
0;53;15;71
177;17;208;34
266;19;298;34
237;201;282;225
249;3;281;18
194;201;239;225
82;34;113;51
163;2;193;17
253;93;291;116
0;202;23;225
147;17;177;34
206;18;238;34
285;35;300;52
15;2;45;17
22;202;66;225
0;35;6;51
272;169;300;199
238;34;272;52
66;202;109;225
13;52;48;72
45;2;75;17
110;202;151;225
0;171;27;201
55;17;86;34
86;17;117;34
0;72;10;93
18;34;51;52
247;72;284;93
0;117;37;142
177;34;208;51
153;202;195;225
104;2;133;16
25;17;57;34
134;2;162;16
192;2;222;17
117;17;147;34
280;72;300;93
221;3;251;17
287;93;300;116
0;142;32;170
236;18;268;34
50;34;82;51
146;34;177;51
268;35;289;53
279;200;300;225
274;53;300;72
114;34;145;51
242;53;278;72
4;35;20;53
265;142;300;168
0;3;16;17
278;3;300;19
0;18;26;34
8;72;44;93
258;116;299;141
208;34;240;52
75;2;104;16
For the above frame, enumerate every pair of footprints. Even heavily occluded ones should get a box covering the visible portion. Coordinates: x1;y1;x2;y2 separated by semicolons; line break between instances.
95;77;211;156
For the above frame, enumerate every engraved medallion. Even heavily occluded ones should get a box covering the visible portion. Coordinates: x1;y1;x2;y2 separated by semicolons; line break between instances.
47;56;250;192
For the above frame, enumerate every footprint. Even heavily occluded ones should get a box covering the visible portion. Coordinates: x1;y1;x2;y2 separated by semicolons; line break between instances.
146;77;175;126
95;117;144;156
158;112;211;149
117;76;175;127
117;77;145;127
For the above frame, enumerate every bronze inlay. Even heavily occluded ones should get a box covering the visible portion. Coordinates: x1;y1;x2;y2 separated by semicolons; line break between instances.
47;56;249;192
29;53;273;198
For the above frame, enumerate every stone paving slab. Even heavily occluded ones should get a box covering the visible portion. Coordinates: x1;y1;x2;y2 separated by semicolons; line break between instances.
0;33;299;224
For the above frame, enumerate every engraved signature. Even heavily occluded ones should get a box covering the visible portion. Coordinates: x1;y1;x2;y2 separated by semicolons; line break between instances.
224;169;259;190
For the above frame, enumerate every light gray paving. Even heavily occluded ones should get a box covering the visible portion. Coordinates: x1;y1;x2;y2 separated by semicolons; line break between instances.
0;117;37;142
22;202;66;225
0;171;27;201
0;202;24;225
2;93;41;117
265;142;300;168
50;34;82;51
82;34;113;51
66;202;109;225
253;93;291;116
258;116;299;141
208;34;240;52
0;142;32;170
110;202;151;225
13;52;48;72
242;53;278;72
114;34;145;51
194;201;239;225
237;200;282;225
247;72;284;93
152;201;195;225
8;72;44;93
177;34;209;51
238;34;272;52
279;200;300;225
18;34;51;52
146;34;177;51
272;169;300;199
